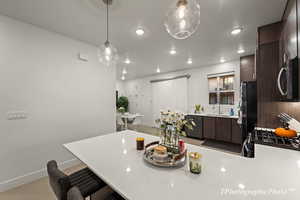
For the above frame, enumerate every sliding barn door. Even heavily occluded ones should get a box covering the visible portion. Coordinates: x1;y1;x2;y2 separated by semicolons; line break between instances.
151;78;188;126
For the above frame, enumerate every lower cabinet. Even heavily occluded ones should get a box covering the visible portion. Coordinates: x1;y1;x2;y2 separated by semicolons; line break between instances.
203;117;216;139
186;115;243;144
215;118;232;142
202;117;243;144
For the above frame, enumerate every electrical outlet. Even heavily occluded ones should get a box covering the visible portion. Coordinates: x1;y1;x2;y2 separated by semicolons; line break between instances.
7;111;27;120
78;53;89;61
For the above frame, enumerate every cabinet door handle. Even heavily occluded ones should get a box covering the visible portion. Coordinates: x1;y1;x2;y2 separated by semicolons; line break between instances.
277;67;287;96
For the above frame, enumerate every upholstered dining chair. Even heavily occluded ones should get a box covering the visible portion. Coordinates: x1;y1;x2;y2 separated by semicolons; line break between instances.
68;186;125;200
47;160;107;200
67;187;84;200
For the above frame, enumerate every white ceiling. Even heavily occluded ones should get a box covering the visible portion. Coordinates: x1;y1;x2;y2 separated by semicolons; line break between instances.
0;0;287;80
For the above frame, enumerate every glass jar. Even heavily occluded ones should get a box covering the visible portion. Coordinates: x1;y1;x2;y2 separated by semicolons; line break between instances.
136;137;144;151
189;152;202;174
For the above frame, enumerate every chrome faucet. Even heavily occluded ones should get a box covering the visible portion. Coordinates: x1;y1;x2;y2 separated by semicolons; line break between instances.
212;104;222;115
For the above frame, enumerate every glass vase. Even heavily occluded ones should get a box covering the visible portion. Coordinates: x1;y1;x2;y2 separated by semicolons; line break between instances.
189;152;202;174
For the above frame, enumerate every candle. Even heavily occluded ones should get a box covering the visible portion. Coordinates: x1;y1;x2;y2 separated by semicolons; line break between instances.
136;137;145;150
179;139;185;152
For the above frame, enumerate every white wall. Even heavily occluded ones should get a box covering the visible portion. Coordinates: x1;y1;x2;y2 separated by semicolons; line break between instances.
119;61;240;126
116;80;126;97
0;15;116;191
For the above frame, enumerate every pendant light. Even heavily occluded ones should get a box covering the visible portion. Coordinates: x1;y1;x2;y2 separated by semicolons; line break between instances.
98;0;118;66
164;0;200;40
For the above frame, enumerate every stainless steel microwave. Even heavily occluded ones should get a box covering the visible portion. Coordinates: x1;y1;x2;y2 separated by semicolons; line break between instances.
277;56;299;101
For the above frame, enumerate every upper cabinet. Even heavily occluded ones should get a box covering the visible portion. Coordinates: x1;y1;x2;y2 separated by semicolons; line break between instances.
281;0;297;61
240;55;255;82
208;74;235;105
257;22;282;45
256;0;300;128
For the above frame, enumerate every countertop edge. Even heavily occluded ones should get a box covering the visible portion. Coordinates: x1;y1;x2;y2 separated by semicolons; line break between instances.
186;113;239;119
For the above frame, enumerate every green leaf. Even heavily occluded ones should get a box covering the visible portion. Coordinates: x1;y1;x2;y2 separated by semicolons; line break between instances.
116;96;129;112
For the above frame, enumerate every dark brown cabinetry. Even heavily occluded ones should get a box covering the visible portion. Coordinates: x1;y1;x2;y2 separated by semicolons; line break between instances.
257;22;282;128
252;0;300;129
240;55;256;82
215;118;232;142
186;115;242;144
258;42;281;100
256;0;299;128
281;0;297;60
203;117;216;139
258;22;282;46
257;42;281;127
198;116;242;144
298;0;300;61
231;119;242;144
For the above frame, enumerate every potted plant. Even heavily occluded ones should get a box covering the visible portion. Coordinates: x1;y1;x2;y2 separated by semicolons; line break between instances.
194;104;203;114
116;96;129;112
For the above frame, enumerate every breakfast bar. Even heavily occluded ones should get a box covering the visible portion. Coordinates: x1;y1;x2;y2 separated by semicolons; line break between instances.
64;130;300;200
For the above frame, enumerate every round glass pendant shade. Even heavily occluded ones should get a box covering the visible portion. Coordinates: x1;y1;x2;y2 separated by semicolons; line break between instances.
98;41;118;66
164;0;200;40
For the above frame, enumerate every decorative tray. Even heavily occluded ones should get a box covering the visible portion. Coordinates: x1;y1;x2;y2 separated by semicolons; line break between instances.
143;141;187;168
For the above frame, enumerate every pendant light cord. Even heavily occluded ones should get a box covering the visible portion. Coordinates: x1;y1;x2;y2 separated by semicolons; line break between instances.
106;0;109;42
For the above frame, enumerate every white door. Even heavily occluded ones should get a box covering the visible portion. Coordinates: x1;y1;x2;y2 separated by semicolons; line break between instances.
151;78;188;126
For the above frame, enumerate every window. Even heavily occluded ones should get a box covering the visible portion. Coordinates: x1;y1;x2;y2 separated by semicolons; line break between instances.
208;73;235;105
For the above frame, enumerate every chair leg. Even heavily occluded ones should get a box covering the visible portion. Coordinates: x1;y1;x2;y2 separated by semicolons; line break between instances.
90;193;95;200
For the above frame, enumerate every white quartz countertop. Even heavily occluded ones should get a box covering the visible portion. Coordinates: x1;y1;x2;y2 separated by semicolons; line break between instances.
64;130;300;200
187;113;239;119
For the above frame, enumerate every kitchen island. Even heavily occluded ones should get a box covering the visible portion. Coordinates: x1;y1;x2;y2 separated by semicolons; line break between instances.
64;130;300;200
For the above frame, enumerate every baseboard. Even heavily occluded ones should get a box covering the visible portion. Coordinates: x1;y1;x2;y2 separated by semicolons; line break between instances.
0;158;80;192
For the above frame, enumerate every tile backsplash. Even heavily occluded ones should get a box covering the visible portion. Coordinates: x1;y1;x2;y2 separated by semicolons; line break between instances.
190;104;238;115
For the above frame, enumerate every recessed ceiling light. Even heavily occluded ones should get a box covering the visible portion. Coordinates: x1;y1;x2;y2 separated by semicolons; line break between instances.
124;58;131;64
123;149;127;155
187;58;193;64
125;167;131;173
231;27;242;35
220;57;226;63
121;75;125;81
238;184;245;190
156;66;161;73
220;167;226;172
136;28;145;36
237;49;245;54
169;49;177;55
122;68;127;74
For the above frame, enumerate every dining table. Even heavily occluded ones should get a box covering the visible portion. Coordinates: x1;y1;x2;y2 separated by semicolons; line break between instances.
64;130;300;200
